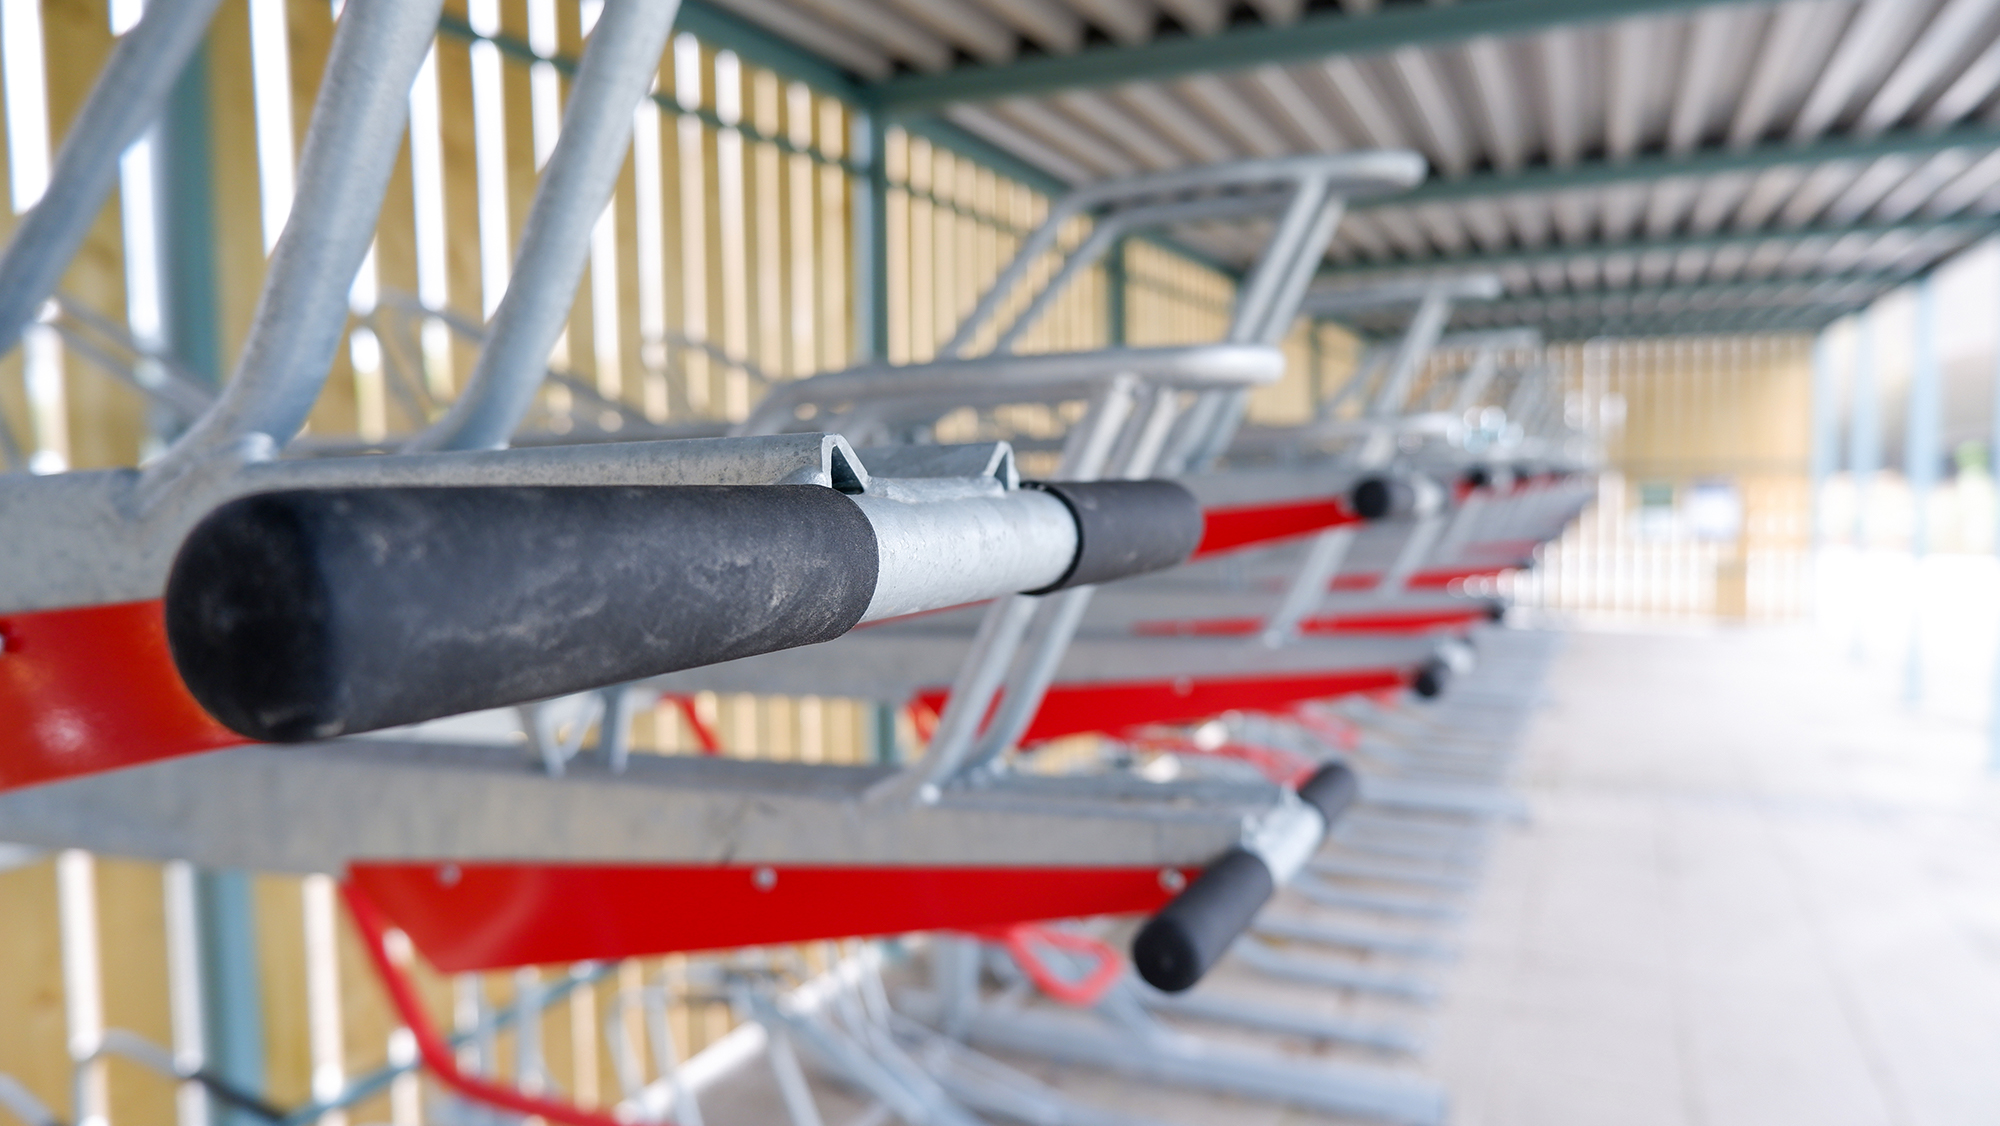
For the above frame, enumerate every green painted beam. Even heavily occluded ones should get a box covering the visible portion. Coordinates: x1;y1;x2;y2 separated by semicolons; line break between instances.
1433;278;1894;322
1450;293;1873;337
1327;276;1897;335
1318;217;2000;284
899;116;1070;197
1361;124;2000;211
1535;307;1850;339
894;116;1239;276
871;0;1769;113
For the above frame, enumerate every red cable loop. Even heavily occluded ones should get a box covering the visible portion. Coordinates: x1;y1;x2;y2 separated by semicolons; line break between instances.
660;693;722;755
341;881;670;1126
968;923;1124;1007
905;699;940;743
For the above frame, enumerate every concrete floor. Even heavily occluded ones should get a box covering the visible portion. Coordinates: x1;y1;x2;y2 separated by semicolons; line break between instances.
698;623;2000;1125
1430;624;2000;1126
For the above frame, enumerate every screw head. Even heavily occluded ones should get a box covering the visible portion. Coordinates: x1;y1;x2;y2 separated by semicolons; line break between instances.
1159;868;1187;893
752;866;778;891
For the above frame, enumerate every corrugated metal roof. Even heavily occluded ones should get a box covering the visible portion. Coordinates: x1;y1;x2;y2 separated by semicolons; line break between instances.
699;0;2000;337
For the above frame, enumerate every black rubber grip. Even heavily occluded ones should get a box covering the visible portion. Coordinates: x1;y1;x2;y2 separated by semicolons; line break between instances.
1412;657;1451;700
1296;761;1360;825
165;485;879;742
1024;479;1203;593
1131;847;1274;993
1350;476;1412;521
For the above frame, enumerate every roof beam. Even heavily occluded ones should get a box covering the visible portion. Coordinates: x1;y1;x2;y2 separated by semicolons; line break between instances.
1333;276;1898;335
870;0;1774;112
1356;124;2000;210
1534;307;1849;338
1446;277;1894;316
1317;217;2000;283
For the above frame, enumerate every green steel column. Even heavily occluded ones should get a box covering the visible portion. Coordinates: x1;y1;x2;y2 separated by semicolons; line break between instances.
1308;319;1326;410
157;30;265;1126
197;870;267;1126
1905;278;1940;704
1104;237;1126;348
1992;251;2000;768
1807;331;1840;552
851;109;889;363
850;109;897;761
1848;311;1879;662
156;38;222;387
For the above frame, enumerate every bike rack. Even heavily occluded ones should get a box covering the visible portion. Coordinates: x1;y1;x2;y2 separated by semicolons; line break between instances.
0;7;1599;1117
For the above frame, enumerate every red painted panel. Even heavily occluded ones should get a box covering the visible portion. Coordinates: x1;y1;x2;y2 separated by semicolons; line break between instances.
348;861;1182;972
1193;497;1360;558
0;599;243;792
1407;565;1515;590
1326;564;1516;593
916;666;1413;746
1133;607;1487;637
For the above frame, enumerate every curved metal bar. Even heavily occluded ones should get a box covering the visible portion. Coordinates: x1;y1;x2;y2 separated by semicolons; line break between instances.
407;0;682;452
943;151;1424;358
989;191;1291;357
145;0;443;489
0;0;223;361
733;345;1282;436
1227;178;1330;346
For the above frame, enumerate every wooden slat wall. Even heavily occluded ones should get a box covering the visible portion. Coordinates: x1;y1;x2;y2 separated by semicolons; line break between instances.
1506;336;1815;621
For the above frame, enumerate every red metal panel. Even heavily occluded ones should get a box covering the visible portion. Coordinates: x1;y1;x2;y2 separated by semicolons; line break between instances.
1133;607;1488;637
916;665;1413;746
0;599;243;791
348;861;1182;972
1192;497;1360;558
1406;565;1515;590
1018;668;1411;740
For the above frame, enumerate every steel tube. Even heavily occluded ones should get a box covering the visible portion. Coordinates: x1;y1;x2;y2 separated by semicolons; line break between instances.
0;0;224;364
146;0;443;487
1227;179;1330;346
853;488;1076;622
735;345;1279;435
411;0;681;451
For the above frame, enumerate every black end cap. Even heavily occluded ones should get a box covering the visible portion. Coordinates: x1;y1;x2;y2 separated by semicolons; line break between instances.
1132;847;1275;993
1025;479;1203;593
1412;657;1450;700
166;485;879;742
164;492;340;741
1351;476;1394;520
1462;466;1491;490
1296;761;1360;825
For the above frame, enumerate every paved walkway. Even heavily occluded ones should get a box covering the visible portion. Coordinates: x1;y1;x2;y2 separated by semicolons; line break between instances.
1431;624;2000;1126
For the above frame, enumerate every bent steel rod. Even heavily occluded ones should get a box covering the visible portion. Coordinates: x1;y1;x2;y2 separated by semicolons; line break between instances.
0;0;223;371
145;0;443;490
410;0;682;452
